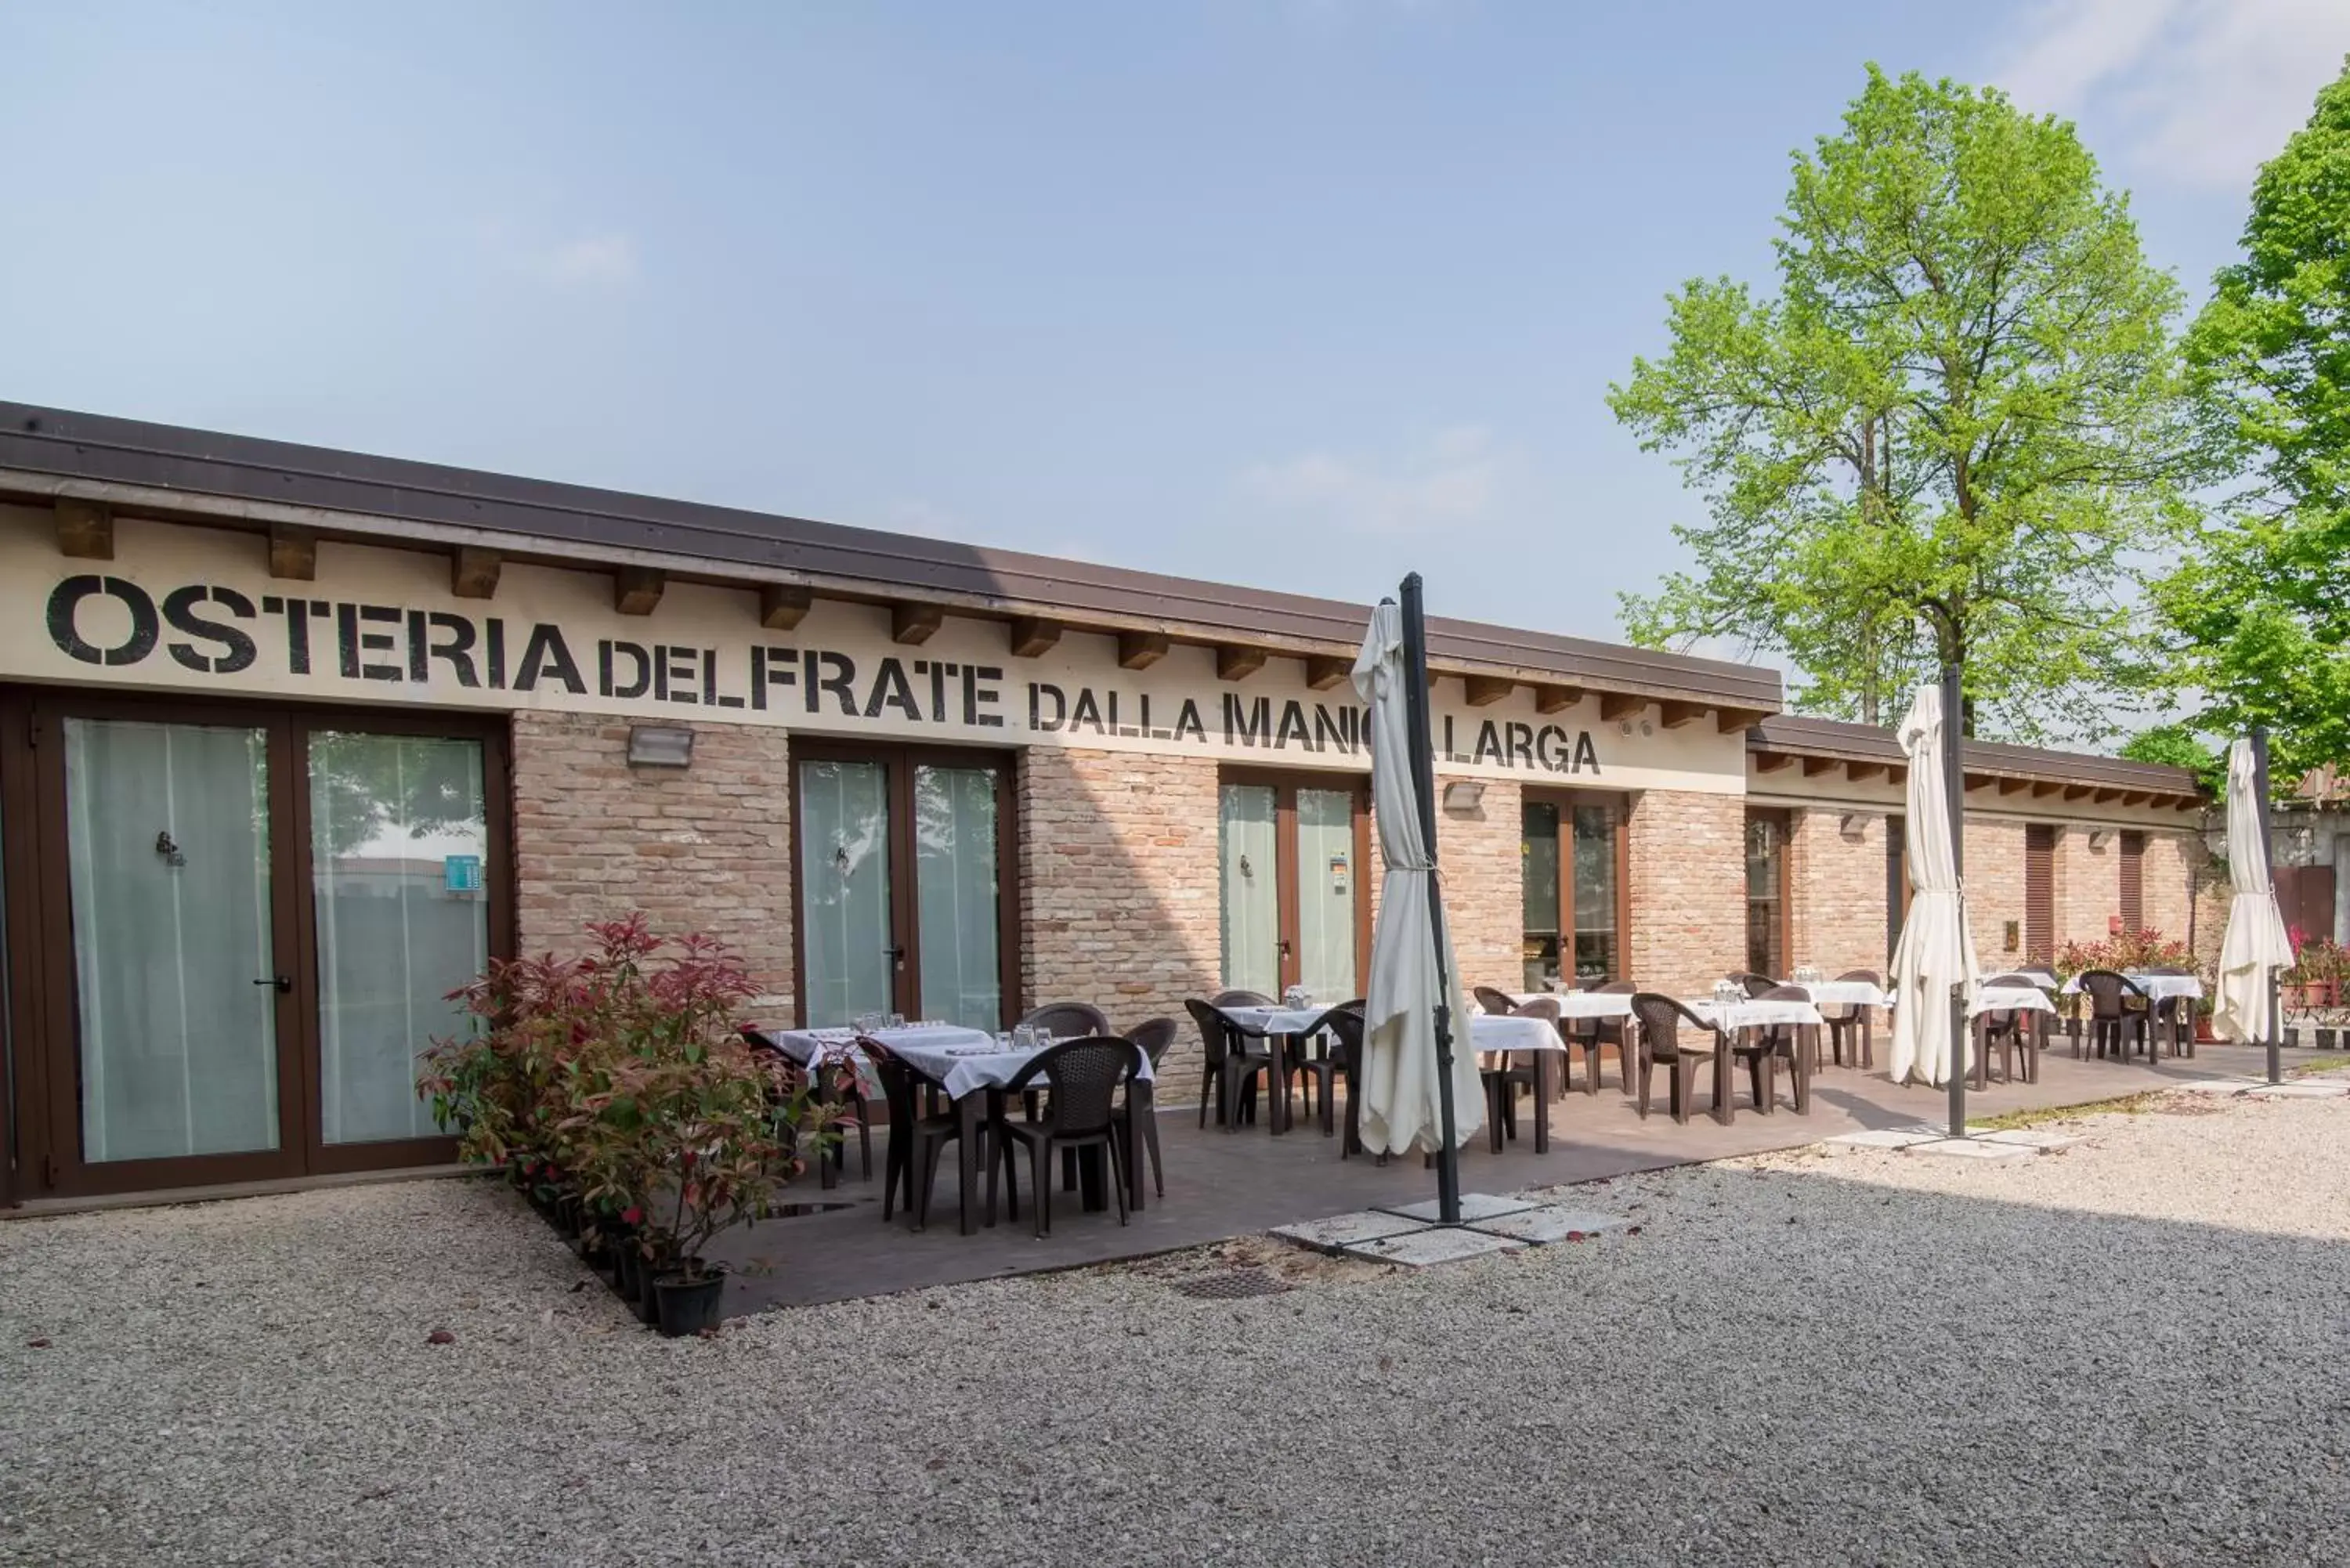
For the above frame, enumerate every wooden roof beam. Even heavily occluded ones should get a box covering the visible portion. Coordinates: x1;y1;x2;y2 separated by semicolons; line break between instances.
1848;761;1889;782
1217;645;1267;681
760;583;812;630
1304;655;1351;692
1599;692;1646;722
1753;750;1797;774
1534;684;1583;714
890;602;945;646
1117;631;1170;670
1716;706;1766;734
1007;616;1061;658
1801;756;1841;778
1963;772;1994;791
2092;786;2125;804
451;546;501;600
1658;700;1706;729
267;524;316;581
2031;780;2064;799
2063;784;2095;801
1462;674;1513;707
614;565;666;616
55;498;113;559
1997;776;2033;797
2120;790;2151;807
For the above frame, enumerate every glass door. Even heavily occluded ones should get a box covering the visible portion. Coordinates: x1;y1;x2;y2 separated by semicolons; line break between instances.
1523;794;1625;989
1218;773;1368;1001
41;710;304;1190
794;746;1012;1031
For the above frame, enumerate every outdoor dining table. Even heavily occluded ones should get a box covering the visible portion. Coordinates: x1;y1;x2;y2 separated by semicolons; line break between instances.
1507;990;1638;1020
755;1023;1155;1233
1791;979;1890;1010
1220;1004;1347;1134
1221;1005;1567;1148
1676;995;1828;1125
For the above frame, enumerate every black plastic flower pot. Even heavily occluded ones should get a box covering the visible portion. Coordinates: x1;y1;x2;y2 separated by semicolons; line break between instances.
652;1268;727;1338
631;1260;665;1324
611;1245;637;1302
555;1194;583;1239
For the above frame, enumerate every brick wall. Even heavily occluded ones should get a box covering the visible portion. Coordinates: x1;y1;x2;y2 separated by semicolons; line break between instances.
509;712;795;997
1019;748;1220;1097
1788;807;1889;980
1962;815;2029;969
2055;827;2117;947
2140;832;2195;945
1627;789;1745;998
1436;774;1526;995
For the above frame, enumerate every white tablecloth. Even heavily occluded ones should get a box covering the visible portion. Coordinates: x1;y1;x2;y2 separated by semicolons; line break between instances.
768;1024;1153;1103
1795;981;1889;1009
1682;998;1825;1031
1509;991;1637;1020
2059;973;2204;1003
1223;1004;1348;1036
1972;985;2058;1018
1469;1013;1565;1053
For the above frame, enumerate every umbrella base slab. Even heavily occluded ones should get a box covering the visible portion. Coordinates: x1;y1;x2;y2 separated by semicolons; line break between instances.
2245;1081;2350;1099
1905;1137;2037;1162
1465;1208;1629;1245
1271;1211;1430;1252
1340;1227;1526;1268
1824;1126;1946;1151
2167;1078;2264;1095
1975;1128;2085;1151
1378;1192;1535;1224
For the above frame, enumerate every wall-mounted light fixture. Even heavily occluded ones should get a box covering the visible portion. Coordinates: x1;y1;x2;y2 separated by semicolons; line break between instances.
626;724;696;768
1441;779;1486;814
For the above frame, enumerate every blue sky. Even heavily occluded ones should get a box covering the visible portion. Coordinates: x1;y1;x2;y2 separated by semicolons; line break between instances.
3;1;2345;643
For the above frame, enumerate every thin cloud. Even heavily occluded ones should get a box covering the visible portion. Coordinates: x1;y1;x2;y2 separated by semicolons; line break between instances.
482;222;640;289
1994;0;2350;190
1239;425;1505;536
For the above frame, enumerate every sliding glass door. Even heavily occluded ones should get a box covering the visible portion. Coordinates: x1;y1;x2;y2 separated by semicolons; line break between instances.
15;691;508;1197
794;744;1014;1032
1217;771;1369;1001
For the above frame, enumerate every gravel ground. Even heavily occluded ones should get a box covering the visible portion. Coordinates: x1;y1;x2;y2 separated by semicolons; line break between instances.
5;1089;2349;1568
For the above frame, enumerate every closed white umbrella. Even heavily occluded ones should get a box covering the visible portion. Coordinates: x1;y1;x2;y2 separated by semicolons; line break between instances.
1886;682;1980;1086
2212;737;2292;1046
1350;598;1484;1159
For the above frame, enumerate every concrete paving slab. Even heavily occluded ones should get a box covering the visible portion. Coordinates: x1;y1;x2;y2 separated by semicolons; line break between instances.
1905;1136;2038;1161
2247;1081;2350;1099
2164;1079;2258;1095
1466;1207;1630;1245
1824;1126;1947;1150
1379;1192;1535;1223
1341;1227;1528;1267
1976;1128;2085;1151
1271;1210;1430;1252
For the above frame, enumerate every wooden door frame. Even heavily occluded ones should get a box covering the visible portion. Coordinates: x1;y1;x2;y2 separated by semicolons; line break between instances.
787;739;1020;1031
1523;787;1632;986
1744;806;1792;977
2;686;513;1198
1220;768;1374;995
289;705;512;1177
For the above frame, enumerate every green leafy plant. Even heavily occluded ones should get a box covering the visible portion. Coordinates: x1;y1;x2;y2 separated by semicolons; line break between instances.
420;914;836;1282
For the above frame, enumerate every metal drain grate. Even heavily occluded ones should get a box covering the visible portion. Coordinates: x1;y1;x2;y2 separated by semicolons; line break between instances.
1170;1266;1292;1300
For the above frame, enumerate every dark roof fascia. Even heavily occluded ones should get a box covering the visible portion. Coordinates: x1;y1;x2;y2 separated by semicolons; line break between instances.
1749;713;2207;797
0;403;1781;710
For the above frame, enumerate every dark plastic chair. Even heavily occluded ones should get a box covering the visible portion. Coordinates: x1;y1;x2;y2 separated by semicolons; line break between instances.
744;1028;871;1184
1483;995;1560;1147
1209;989;1273;1009
1629;994;1721;1125
1314;1006;1370;1158
1725;985;1812;1114
989;1039;1137;1237
862;1039;990;1231
1730;971;1779;999
1473;985;1520;1018
1185;998;1272;1129
1124;1017;1180;1196
2077;970;2149;1061
1977;973;2048;1086
1281;1003;1358;1137
1020;1001;1112;1039
2140;966;2197;1059
1565;980;1637;1097
1821;970;1880;1070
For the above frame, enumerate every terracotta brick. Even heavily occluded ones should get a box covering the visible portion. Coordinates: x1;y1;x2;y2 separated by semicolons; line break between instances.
1627;789;1745;999
1786;807;1890;981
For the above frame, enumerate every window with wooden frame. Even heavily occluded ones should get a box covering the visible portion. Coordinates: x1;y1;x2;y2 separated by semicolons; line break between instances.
1744;808;1791;977
1521;790;1630;990
2119;830;2146;932
2025;824;2056;962
1216;770;1371;1001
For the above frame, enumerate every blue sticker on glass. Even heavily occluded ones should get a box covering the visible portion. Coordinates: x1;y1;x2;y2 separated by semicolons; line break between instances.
443;854;483;893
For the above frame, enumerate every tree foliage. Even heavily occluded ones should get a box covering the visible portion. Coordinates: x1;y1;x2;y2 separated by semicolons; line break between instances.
1611;66;2199;738
2155;58;2350;781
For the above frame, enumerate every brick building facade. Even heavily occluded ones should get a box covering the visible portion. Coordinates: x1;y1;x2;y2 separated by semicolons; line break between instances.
0;404;2218;1203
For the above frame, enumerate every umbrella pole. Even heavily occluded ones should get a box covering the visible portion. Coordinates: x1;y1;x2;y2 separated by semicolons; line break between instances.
2254;725;2281;1086
1400;573;1462;1226
1943;664;1968;1139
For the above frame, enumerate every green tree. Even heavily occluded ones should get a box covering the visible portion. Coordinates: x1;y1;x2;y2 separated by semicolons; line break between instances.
1611;66;2199;738
2156;59;2350;782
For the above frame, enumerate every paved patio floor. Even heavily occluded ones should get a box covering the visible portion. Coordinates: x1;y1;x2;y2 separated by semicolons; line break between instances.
711;1039;2285;1313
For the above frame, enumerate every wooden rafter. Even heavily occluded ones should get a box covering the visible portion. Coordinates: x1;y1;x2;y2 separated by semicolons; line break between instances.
55;498;112;559
267;524;316;581
1118;631;1170;670
1598;692;1645;722
1462;675;1513;707
1533;684;1583;714
759;583;813;630
1217;645;1267;681
451;546;501;600
1007;616;1061;658
1658;700;1706;729
1304;655;1351;692
614;566;666;616
891;602;945;645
